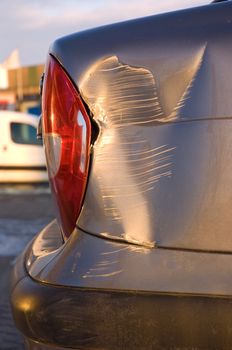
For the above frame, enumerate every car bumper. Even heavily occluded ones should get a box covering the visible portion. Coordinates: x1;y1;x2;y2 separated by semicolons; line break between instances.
10;226;232;350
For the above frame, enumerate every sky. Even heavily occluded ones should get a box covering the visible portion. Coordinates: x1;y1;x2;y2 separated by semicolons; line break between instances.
0;0;209;67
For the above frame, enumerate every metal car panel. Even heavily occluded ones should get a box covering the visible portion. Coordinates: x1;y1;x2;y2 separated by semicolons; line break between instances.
25;222;232;297
48;2;232;251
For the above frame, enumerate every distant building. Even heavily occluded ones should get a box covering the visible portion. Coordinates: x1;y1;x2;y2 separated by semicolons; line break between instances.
0;63;44;115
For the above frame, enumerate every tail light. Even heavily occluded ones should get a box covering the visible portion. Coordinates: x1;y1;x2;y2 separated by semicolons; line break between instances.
42;55;91;239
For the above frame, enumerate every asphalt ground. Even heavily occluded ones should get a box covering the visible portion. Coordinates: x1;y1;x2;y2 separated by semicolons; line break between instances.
0;185;55;350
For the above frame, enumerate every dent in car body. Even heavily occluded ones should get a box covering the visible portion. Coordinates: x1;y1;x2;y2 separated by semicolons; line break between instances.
50;1;232;252
11;3;232;349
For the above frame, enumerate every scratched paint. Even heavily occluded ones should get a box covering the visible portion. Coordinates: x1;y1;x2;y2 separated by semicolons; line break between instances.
77;46;232;251
28;11;232;271
26;8;232;285
78;56;179;246
27;226;232;296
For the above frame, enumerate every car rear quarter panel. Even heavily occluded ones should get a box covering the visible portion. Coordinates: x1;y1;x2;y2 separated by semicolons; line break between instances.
49;2;232;252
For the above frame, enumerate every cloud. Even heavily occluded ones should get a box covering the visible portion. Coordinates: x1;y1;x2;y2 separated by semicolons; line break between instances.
0;0;209;65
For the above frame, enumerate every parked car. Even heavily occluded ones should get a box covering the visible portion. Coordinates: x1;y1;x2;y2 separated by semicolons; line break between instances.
0;111;47;183
10;1;232;349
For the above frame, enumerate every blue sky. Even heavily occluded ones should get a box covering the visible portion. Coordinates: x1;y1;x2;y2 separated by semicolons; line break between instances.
1;0;209;66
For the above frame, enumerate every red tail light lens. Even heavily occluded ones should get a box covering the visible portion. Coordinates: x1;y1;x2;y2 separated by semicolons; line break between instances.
42;55;91;239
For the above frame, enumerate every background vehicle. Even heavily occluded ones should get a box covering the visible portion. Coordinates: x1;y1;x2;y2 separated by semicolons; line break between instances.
10;1;232;349
0;111;47;183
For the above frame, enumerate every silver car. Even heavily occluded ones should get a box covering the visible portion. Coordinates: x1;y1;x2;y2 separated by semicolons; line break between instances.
11;1;232;349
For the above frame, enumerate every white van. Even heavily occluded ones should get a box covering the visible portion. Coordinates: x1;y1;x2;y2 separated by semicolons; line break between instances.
0;111;47;183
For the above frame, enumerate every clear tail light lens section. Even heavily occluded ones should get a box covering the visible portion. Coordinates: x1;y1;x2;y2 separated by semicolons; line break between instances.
42;55;91;239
